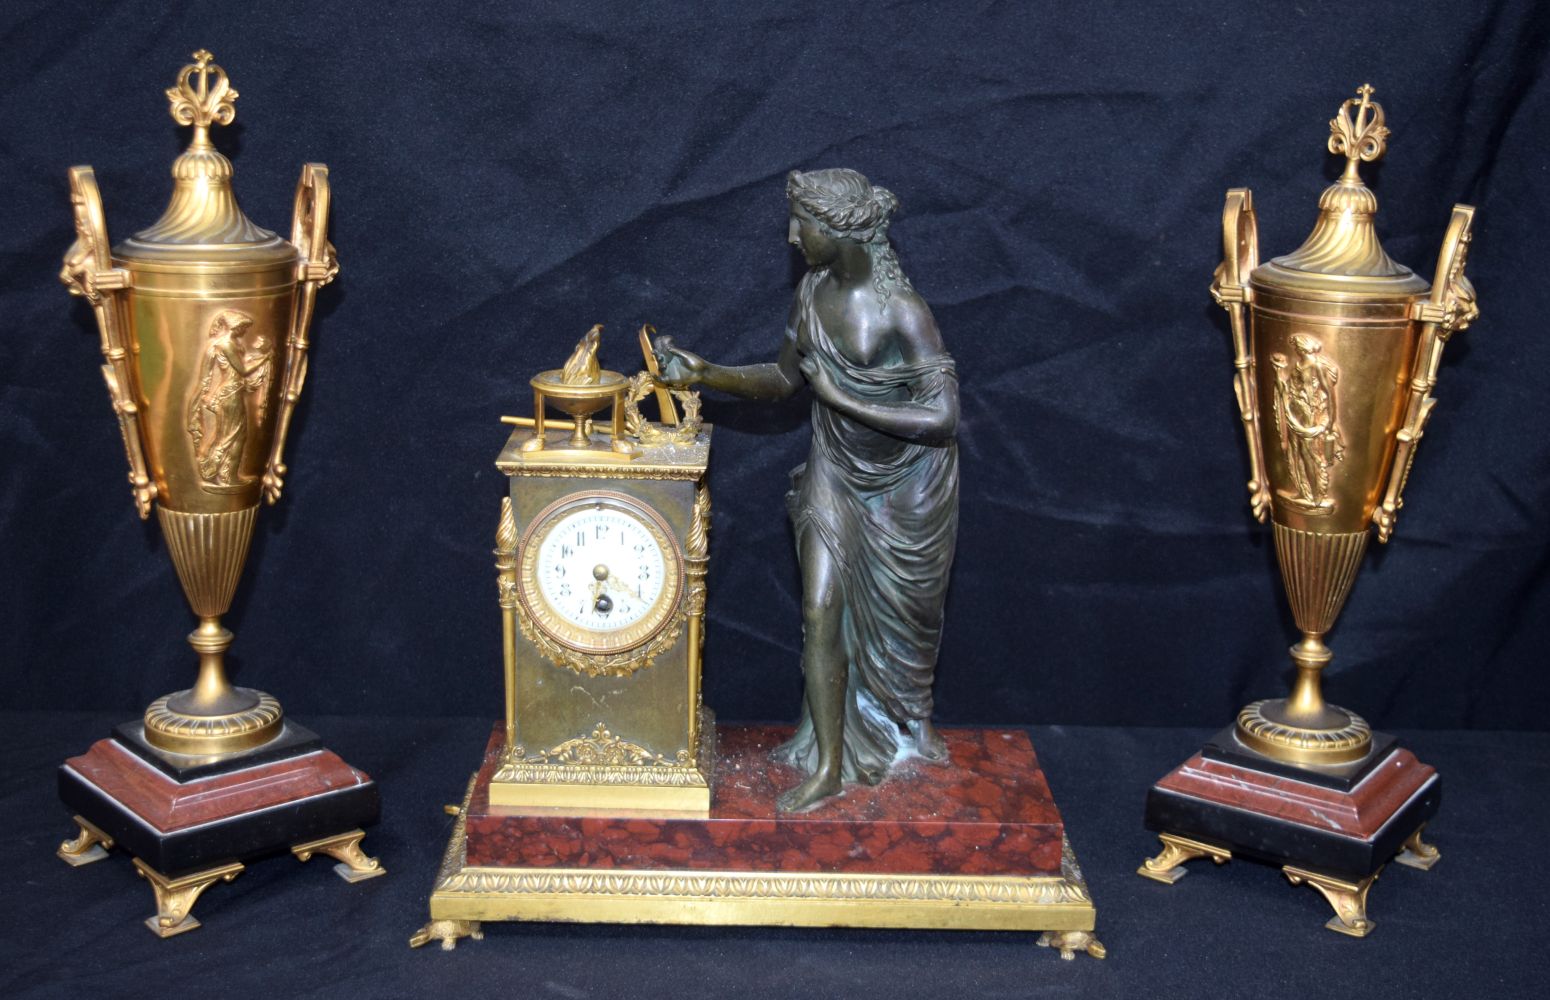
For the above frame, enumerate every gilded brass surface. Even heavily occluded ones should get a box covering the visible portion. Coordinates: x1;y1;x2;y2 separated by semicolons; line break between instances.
426;777;1098;936
132;857;244;938
1284;865;1378;938
514;491;686;666
1137;832;1231;884
521;327;634;454
57;815;114;867
1395;824;1441;871
496;497;520;763
409;919;484;951
1211;85;1478;765
1037;930;1107;961
490;712;714;812
493;332;714;816
636;324;680;425
60;51;336;755
292;828;385;883
1235;697;1370;765
143;686;282;754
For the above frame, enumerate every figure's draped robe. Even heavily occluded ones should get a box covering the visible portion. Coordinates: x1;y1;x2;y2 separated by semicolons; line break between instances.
778;270;960;784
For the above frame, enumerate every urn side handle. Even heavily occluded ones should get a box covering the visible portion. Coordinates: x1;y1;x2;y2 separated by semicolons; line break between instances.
1210;188;1270;522
263;163;338;505
1374;204;1478;542
61;166;157;519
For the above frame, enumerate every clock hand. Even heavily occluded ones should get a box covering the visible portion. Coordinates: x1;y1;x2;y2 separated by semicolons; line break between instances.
590;563;617;614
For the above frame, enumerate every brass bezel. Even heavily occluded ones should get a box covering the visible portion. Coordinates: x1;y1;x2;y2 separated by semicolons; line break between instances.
516;490;685;670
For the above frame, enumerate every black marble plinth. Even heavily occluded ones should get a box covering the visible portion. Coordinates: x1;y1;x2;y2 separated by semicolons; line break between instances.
1200;723;1398;791
112;719;323;781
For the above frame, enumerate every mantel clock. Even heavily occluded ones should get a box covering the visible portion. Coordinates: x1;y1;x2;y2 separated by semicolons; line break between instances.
417;176;1100;959
489;326;713;813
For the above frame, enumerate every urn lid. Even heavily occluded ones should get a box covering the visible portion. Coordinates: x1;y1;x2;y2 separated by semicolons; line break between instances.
1253;85;1428;299
114;51;294;268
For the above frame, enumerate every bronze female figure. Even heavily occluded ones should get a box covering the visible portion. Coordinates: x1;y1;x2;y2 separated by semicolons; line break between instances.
657;168;959;811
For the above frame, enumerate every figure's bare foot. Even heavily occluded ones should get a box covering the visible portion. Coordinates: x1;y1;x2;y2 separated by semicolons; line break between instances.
909;719;949;763
777;769;842;813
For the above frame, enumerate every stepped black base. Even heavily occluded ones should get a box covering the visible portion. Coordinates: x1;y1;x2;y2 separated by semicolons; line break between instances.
1140;727;1441;937
57;719;383;936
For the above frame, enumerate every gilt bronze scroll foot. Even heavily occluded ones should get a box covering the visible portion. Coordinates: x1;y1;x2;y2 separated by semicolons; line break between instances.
292;828;385;883
1137;832;1231;885
1283;865;1378;938
132;857;244;938
57;815;114;867
1394;824;1440;871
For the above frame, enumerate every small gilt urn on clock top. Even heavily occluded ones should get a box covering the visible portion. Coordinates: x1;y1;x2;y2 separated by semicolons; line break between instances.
1141;85;1477;937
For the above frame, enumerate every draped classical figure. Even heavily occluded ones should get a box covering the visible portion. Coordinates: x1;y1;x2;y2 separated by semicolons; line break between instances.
657;168;959;811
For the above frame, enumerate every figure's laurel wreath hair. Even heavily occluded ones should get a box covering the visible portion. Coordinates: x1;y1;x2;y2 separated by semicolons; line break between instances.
787;168;913;307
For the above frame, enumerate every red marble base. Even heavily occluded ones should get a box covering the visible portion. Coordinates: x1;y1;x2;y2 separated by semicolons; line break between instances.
424;724;1098;939
467;724;1066;875
1157;750;1434;839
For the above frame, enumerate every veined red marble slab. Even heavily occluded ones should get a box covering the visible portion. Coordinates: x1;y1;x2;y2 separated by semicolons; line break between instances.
63;740;371;833
1155;749;1435;838
463;724;1067;876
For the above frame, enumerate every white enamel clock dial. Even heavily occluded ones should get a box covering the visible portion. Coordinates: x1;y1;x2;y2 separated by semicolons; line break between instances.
517;492;683;654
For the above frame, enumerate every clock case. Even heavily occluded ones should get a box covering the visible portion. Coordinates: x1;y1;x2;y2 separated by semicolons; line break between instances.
489;426;714;813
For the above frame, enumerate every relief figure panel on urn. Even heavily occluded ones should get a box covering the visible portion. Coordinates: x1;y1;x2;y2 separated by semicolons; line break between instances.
127;286;294;513
1252;308;1417;534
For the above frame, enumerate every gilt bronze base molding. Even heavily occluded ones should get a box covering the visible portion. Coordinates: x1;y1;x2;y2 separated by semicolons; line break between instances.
415;724;1102;956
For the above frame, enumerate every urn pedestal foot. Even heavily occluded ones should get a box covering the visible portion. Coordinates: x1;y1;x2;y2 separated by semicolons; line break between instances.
57;719;381;937
1136;832;1232;884
133;857;244;938
1394;824;1441;871
293;828;386;883
1283;865;1378;938
1143;724;1440;938
57;814;114;867
418;724;1099;950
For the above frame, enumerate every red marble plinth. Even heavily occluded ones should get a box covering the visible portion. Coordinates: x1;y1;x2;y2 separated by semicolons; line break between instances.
65;740;371;833
1154;749;1435;840
464;724;1066;877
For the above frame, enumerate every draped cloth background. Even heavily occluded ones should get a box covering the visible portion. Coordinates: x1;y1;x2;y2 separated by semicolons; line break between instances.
1;1;1547;735
778;269;959;783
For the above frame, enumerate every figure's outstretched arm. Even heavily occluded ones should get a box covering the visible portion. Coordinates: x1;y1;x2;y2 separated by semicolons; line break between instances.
803;295;958;443
654;298;805;401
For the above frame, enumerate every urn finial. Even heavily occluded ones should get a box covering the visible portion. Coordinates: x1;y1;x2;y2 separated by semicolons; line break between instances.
1328;83;1389;184
165;49;239;147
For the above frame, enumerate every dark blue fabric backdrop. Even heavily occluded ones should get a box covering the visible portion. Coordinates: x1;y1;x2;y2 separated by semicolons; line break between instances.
2;0;1547;732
